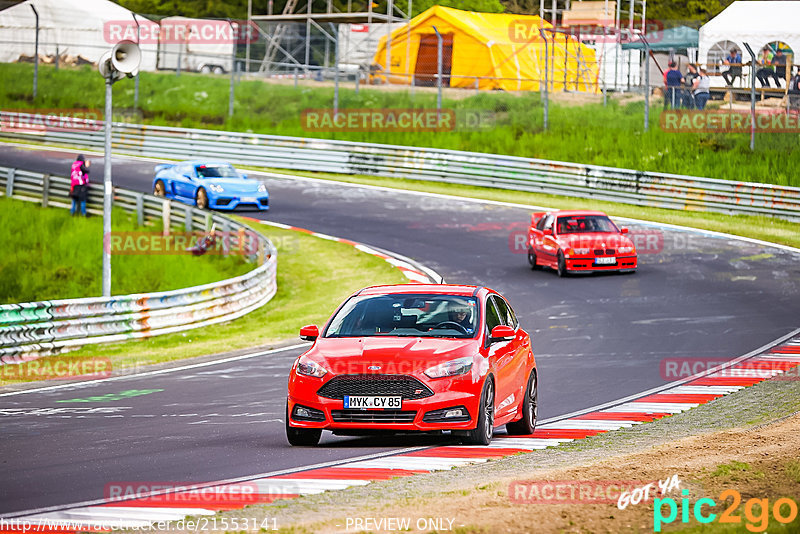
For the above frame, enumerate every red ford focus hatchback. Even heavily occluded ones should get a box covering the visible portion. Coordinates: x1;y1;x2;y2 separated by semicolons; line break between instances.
286;284;537;446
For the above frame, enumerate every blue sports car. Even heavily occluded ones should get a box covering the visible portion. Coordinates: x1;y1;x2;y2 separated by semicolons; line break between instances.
152;160;269;211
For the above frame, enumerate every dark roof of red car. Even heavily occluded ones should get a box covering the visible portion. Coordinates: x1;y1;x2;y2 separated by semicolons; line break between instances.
358;284;482;297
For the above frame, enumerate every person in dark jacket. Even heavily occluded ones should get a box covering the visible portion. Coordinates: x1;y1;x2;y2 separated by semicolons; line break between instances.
70;154;90;216
663;61;685;109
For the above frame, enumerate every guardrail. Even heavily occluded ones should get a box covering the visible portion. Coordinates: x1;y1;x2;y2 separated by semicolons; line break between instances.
0;165;278;364
1;112;799;222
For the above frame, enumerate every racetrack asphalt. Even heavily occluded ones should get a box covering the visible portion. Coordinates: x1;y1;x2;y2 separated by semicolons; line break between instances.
1;144;798;515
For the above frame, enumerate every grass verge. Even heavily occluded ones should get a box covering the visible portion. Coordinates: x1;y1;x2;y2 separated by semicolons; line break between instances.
2;62;799;186
0;196;250;303
0;221;407;386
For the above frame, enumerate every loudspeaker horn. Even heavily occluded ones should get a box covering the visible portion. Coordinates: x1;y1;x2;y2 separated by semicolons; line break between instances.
110;40;141;77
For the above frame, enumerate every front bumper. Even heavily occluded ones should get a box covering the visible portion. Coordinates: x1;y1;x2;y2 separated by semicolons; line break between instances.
565;255;637;272
287;376;481;432
210;194;269;211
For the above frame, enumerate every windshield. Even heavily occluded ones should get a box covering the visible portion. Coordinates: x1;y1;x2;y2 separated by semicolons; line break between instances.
325;294;479;339
196;164;239;178
557;215;619;234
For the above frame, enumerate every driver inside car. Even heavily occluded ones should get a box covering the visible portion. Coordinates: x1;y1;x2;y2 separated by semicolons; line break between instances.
447;303;474;334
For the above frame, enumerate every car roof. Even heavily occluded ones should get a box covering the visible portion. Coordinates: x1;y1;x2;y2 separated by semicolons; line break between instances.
552;210;609;217
357;284;485;297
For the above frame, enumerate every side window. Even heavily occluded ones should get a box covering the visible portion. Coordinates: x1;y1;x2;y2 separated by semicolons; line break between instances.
542;214;554;231
536;214;548;231
485;296;502;334
494;297;518;329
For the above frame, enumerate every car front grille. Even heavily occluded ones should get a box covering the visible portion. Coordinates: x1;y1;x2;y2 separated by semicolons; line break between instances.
216;198;233;206
594;249;616;256
317;374;434;400
331;410;418;423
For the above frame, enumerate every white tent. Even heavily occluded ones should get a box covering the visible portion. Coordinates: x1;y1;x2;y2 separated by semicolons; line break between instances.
0;0;158;71
699;1;800;67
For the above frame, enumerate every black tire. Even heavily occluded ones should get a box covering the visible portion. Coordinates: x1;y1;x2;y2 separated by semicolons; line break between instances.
153;180;166;197
196;188;209;210
557;251;567;277
506;370;538;435
285;403;322;446
463;379;495;446
527;248;539;270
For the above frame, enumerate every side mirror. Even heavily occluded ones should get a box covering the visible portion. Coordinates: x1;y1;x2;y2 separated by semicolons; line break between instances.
241;173;248;179
299;324;319;341
490;325;515;343
620;228;629;234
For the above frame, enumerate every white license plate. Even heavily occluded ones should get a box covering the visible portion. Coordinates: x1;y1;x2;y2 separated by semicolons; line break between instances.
343;396;402;410
595;257;617;265
242;197;257;203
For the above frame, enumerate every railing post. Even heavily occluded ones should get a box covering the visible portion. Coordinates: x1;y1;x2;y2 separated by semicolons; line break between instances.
162;199;171;236
185;206;193;232
135;193;144;227
6;168;14;197
205;212;213;231
221;218;230;255
41;173;50;207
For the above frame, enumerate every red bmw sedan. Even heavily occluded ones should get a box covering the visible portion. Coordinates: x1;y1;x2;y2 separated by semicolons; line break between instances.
286;284;537;446
527;210;638;276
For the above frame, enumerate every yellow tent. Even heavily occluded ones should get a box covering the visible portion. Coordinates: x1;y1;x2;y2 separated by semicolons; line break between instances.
372;6;599;92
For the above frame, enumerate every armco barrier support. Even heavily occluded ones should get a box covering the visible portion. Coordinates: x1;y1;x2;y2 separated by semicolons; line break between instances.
0;165;278;364
0;112;798;221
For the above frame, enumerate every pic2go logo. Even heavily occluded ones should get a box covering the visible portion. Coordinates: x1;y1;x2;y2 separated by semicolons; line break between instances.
654;489;799;532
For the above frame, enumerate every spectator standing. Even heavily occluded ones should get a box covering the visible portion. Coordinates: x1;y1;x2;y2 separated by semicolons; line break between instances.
788;66;800;111
722;48;742;86
70;155;90;217
683;64;699;108
663;61;685;109
692;67;711;110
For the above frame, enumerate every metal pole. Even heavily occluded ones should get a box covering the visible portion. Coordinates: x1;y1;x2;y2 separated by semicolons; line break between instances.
433;26;442;116
102;77;113;297
386;0;393;81
55;45;59;71
743;43;756;151
133;14;140;109
31;5;38;99
333;23;339;116
540;29;549;131
229;20;236;117
643;37;650;132
246;0;252;73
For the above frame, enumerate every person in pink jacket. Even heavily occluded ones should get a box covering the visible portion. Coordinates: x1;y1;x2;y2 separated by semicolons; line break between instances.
70;155;90;216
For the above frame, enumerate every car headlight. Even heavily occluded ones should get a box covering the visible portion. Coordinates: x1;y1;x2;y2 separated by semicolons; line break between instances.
296;356;328;378
208;184;224;193
257;183;267;193
566;248;591;256
617;246;635;254
424;356;473;379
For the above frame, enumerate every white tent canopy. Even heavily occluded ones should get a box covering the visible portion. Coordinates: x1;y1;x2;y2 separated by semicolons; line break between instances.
0;0;158;70
699;1;800;66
